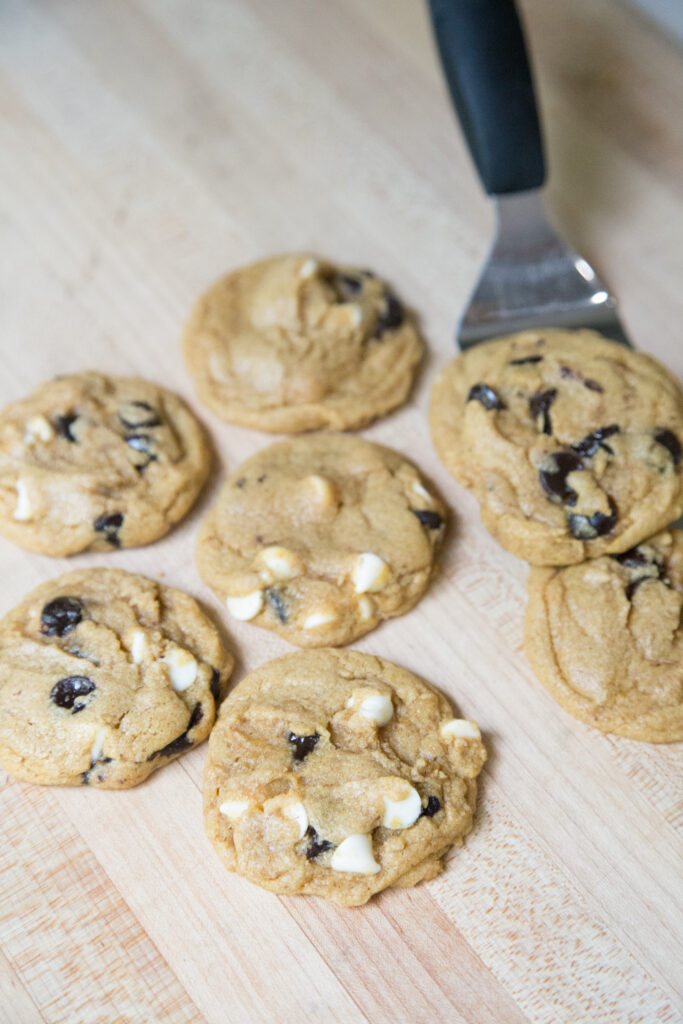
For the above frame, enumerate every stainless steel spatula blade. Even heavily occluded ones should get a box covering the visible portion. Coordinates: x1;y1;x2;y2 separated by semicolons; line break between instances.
427;0;632;350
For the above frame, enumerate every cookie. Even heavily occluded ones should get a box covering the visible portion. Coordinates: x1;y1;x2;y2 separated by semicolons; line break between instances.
0;569;233;787
525;530;683;742
182;254;422;432
430;329;683;565
196;434;446;647
0;372;209;556
203;649;486;906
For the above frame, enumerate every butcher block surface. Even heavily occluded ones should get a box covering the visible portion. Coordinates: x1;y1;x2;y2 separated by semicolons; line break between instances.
0;1;682;1021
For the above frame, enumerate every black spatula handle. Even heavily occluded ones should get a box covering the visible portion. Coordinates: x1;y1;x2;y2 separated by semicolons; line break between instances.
427;0;545;195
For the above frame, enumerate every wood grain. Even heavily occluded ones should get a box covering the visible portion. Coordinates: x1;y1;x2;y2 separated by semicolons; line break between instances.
1;1;682;1021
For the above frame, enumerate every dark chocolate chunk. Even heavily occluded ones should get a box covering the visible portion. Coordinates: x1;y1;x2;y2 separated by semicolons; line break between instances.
210;668;221;703
50;675;95;713
467;383;506;411
508;355;543;366
559;366;577;380
529;388;557;435
41;596;83;637
235;477;246;489
412;509;443;530
571;424;620;458
118;400;162;430
148;703;203;760
584;378;604;393
288;731;319;762
304;825;334;861
257;474;267;484
613;547;650;569
654;429;682;466
126;434;155;454
265;587;288;624
420;796;441;818
567;498;617;540
374;293;404;337
333;272;363;300
54;412;78;442
538;451;584;505
94;513;124;547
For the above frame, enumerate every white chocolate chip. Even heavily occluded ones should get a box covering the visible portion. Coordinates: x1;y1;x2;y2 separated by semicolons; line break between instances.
299;258;318;279
90;727;109;766
358;694;394;726
283;801;309;839
130;630;148;664
226;590;264;621
331;834;381;875
25;415;54;443
13;480;32;521
259;546;303;582
162;648;198;692
357;596;375;621
382;785;422;830
412;480;432;503
219;799;251;821
351;553;390;594
303;608;338;630
440;718;481;741
304;474;337;506
349;304;363;327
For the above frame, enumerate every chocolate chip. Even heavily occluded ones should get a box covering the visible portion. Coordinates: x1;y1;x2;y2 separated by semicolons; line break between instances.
148;703;203;760
305;825;333;860
412;509;443;530
41;596;83;637
374;293;404;337
265;587;288;624
508;355;543;366
467;383;506;411
654;429;682;466
567;498;617;540
118;400;162;430
613;545;667;600
559;366;577;380
288;731;319;762
584;378;604;393
538;451;584;505
210;669;221;703
333;273;363;300
257;474;267;484
94;513;124;547
235;477;246;489
50;675;95;713
529;388;557;435
571;424;620;458
126;434;155;454
54;412;78;442
420;796;441;818
614;547;650;569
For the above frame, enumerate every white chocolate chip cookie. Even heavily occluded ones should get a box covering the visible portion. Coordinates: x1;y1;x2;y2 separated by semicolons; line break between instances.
196;434;447;647
0;569;233;787
182;253;423;432
203;649;486;906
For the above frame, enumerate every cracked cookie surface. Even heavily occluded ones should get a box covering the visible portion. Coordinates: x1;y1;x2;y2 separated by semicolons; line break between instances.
196;434;446;647
203;649;486;906
430;329;683;565
182;253;422;432
0;569;233;786
0;373;209;556
525;530;683;742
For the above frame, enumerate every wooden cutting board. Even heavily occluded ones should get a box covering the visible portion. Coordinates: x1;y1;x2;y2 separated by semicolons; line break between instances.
1;1;682;1021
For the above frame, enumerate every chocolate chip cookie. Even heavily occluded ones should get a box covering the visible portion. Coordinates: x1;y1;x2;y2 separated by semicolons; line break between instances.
430;329;683;565
196;434;446;647
182;254;422;432
203;649;486;906
0;569;233;787
0;373;209;556
525;530;683;742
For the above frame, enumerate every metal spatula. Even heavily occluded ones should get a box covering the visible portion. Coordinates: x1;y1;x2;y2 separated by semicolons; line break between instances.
427;0;632;351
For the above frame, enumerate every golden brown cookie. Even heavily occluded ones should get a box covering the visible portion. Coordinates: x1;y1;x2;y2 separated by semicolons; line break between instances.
182;254;422;432
196;434;446;647
430;329;683;565
524;530;683;742
0;569;233;787
0;372;209;556
203;649;486;906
